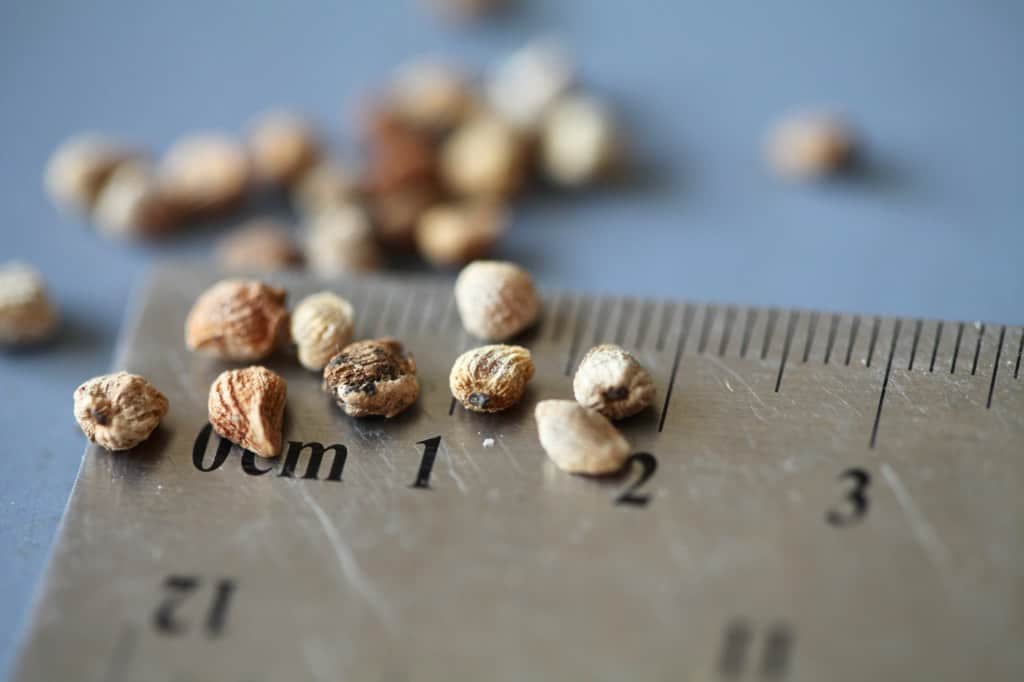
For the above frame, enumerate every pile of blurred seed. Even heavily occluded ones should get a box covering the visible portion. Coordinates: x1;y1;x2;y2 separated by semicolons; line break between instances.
44;40;625;275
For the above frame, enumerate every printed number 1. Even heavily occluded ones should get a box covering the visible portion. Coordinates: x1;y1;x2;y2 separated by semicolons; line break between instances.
410;436;442;489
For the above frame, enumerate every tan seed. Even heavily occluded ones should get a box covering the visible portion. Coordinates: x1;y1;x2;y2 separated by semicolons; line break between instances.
388;60;474;133
92;161;183;239
291;291;355;371
454;260;539;341
217;219;302;272
573;344;655;420
450;344;534;412
160;132;250;216
248;112;321;188
766;113;854;179
305;204;382;275
370;181;439;250
185;279;288;360
74;372;168;451
323;338;419;418
541;95;620;187
208;366;287;458
440;115;525;199
291;160;357;215
415;202;505;268
44;135;140;214
0;262;58;345
534;399;630;475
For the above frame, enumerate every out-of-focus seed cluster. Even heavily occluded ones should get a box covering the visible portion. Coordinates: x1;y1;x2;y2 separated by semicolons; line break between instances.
43;41;629;275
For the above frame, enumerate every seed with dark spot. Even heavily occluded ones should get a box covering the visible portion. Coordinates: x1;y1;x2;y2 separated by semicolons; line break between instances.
468;392;491;408
602;386;629;402
89;408;110;426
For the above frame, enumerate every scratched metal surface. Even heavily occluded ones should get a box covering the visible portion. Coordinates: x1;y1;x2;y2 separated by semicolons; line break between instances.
12;264;1024;681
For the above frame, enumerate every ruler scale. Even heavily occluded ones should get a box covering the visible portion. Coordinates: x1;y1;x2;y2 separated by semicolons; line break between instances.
12;264;1024;681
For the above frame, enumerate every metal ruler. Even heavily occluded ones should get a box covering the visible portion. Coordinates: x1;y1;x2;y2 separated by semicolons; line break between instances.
12;264;1024;681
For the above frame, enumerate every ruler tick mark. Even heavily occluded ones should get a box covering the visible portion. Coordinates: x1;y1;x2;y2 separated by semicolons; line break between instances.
550;294;571;342
774;311;798;393
950;322;965;374
740;308;758;359
565;297;592;375
634;299;654;348
801;311;818;363
908;319;923;370
870;320;901;449
971;324;985;376
865;316;880;367
1016;328;1024;379
718;306;737;357
614;298;633;345
986;326;1005;408
658;305;695;432
929;321;943;372
697;306;716;354
761;310;778;360
655;301;674;352
824;313;840;365
448;397;457;416
845;316;861;366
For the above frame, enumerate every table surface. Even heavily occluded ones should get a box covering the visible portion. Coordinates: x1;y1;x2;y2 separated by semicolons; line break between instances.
2;0;1022;674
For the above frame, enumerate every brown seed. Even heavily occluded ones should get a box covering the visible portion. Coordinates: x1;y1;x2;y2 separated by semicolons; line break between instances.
440;115;525;199
290;291;355;371
766;113;854;179
365;110;438;194
92;161;183;239
160;132;250;216
573;344;655;420
0;262;58;345
534;399;630;475
217;219;303;272
370;181;439;250
74;372;169;451
322;338;419;418
415;202;505;268
454;260;539;341
449;344;534;413
208;366;287;458
44;135;141;214
248;112;321;188
540;94;620;187
305;205;382;275
185;279;289;361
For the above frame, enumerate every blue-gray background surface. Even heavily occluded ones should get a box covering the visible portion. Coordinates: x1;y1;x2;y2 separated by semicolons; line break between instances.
1;0;1022;673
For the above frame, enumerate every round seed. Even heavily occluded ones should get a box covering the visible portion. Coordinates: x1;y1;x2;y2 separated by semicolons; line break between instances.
454;260;539;341
449;344;534;413
573;344;656;420
322;338;419;418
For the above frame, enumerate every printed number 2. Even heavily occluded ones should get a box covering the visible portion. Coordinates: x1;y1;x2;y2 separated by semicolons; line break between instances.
826;468;871;527
615;453;658;507
154;576;236;637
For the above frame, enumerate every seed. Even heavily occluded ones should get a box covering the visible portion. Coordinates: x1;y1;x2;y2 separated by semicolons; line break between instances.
0;262;58;345
322;338;419;418
160;132;250;216
534;399;630;475
450;344;534;413
185;279;289;360
248;112;321;188
92;161;183;239
217;219;303;272
486;39;574;132
291;160;357;216
44;135;140;214
305;204;382;275
440;115;525;199
388;60;474;133
370;182;439;250
415;202;504;268
540;95;620;187
74;372;169;451
365;109;438;195
208;366;287;458
766;113;854;179
573;344;655;420
454;260;539;341
291;291;355;371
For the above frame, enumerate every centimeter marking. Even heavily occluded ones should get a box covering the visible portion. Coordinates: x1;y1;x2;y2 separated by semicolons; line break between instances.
338;281;1021;447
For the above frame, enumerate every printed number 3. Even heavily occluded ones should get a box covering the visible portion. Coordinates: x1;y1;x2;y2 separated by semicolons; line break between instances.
826;468;870;527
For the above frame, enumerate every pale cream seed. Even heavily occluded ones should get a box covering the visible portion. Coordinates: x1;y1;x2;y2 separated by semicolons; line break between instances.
454;260;539;341
534;399;630;475
74;372;169;451
573;344;656;420
291;291;355;371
